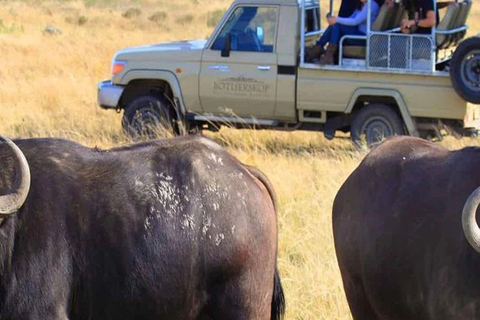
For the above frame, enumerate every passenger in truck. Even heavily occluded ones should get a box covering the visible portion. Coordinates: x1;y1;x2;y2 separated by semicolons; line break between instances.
400;0;436;33
306;0;380;65
399;0;456;34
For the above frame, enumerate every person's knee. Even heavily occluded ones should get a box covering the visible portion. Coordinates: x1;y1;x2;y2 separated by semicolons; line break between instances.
331;23;341;35
330;24;341;41
331;23;341;31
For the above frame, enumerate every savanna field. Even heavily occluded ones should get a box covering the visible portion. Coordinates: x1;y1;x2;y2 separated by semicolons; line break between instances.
1;0;480;318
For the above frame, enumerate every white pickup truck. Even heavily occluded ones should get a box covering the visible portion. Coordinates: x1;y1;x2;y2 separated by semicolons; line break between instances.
98;0;480;145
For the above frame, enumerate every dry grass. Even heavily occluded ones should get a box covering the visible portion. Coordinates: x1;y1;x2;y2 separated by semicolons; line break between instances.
0;0;480;318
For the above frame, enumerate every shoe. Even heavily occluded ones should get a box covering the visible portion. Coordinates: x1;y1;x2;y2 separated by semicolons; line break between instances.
305;44;325;62
318;44;338;65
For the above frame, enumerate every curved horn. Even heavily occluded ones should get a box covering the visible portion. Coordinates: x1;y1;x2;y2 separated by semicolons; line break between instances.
0;136;31;215
462;187;480;253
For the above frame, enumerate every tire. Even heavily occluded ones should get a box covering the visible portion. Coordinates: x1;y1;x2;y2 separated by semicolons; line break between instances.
351;104;405;147
450;36;480;104
122;95;177;140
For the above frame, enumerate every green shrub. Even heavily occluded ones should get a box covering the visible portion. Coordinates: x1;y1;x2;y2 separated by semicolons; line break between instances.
0;20;23;34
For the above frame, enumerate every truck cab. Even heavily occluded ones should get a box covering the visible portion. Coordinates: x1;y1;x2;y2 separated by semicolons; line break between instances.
97;0;480;145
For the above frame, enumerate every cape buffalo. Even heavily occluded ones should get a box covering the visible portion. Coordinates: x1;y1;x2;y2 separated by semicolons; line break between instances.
0;134;285;320
333;136;480;320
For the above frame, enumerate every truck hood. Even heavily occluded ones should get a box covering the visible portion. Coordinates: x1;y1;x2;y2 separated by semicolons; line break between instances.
114;39;207;61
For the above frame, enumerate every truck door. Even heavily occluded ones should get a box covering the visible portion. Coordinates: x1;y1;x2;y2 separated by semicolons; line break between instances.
200;6;278;118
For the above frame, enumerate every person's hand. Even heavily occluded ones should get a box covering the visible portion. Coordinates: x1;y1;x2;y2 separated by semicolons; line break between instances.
401;19;415;29
327;16;337;25
401;19;414;33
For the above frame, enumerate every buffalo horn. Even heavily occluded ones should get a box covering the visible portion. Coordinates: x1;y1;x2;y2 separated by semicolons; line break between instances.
462;187;480;253
0;136;31;215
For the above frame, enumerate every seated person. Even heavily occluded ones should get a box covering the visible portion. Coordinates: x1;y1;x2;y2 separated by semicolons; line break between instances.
306;0;380;65
399;0;455;34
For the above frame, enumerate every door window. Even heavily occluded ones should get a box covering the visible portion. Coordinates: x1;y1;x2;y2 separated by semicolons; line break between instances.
211;6;278;53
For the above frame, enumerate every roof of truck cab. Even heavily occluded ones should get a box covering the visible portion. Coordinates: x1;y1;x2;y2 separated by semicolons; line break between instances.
232;0;300;6
299;0;319;5
231;0;320;7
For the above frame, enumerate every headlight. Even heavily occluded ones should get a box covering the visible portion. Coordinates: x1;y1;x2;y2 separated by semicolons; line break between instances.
112;60;127;77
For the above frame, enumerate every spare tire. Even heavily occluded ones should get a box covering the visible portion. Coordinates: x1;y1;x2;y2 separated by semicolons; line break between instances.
450;36;480;104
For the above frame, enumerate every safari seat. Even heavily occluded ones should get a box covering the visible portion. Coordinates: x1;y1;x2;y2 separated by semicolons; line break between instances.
452;0;472;45
371;3;396;31
342;3;406;59
436;0;471;50
390;4;407;30
343;46;366;58
436;3;462;49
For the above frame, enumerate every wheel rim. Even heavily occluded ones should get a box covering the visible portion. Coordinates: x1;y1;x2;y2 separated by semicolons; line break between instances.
131;103;169;139
360;116;394;146
460;49;480;92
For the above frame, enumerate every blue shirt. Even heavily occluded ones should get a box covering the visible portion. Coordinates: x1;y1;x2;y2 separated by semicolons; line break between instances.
336;0;380;34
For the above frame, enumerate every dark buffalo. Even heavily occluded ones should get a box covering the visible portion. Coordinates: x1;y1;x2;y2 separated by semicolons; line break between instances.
0;134;284;320
333;136;480;320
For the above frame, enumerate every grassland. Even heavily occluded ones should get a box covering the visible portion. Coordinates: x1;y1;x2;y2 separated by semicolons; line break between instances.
0;0;479;318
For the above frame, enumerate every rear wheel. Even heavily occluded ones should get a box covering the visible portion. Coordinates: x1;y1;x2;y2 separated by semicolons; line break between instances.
122;95;177;140
351;104;405;147
450;36;480;104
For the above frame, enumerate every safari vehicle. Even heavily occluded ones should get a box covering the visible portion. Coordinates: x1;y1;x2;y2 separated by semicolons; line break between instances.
97;0;480;145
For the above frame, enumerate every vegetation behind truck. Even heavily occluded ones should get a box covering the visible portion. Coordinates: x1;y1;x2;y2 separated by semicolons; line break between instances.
97;0;480;145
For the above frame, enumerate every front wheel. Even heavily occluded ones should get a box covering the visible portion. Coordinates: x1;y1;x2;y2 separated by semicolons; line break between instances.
351;104;405;147
122;95;177;140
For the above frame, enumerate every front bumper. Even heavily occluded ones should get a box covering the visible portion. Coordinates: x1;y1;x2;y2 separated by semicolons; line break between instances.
97;80;124;109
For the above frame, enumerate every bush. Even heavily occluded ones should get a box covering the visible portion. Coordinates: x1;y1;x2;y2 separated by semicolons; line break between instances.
78;15;88;25
207;9;224;28
65;15;88;26
122;8;142;19
0;20;23;34
175;14;194;25
42;25;62;35
148;11;167;24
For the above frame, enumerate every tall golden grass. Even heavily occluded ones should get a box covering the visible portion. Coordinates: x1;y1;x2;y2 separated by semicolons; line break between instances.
0;0;479;318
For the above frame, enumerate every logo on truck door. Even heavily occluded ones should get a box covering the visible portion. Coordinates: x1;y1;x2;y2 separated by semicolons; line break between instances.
213;76;270;98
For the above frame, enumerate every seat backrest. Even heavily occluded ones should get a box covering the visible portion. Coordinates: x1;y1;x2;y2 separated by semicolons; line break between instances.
371;3;394;31
372;3;407;32
452;0;472;45
455;0;472;28
390;5;407;30
231;28;263;52
436;3;461;49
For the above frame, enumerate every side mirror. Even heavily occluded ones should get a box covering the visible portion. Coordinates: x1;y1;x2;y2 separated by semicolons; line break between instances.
221;33;231;57
256;26;264;44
